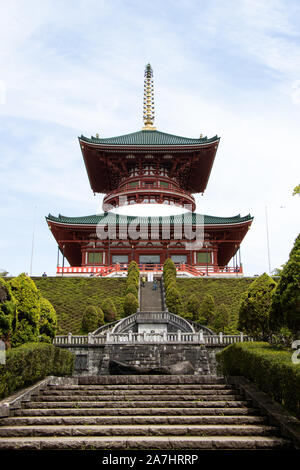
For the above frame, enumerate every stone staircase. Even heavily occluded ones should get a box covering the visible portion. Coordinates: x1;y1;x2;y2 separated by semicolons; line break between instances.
140;281;163;312
0;375;292;450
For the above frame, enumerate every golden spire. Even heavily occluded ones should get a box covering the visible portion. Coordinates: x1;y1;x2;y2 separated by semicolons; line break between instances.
142;63;156;130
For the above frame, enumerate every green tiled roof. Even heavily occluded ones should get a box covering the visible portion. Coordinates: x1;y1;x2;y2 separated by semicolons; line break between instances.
79;130;219;146
47;212;253;226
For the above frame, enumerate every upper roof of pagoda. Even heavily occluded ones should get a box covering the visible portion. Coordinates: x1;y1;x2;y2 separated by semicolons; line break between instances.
79;130;219;147
79;130;220;194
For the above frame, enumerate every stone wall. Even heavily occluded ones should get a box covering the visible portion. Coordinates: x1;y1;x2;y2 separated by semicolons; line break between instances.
59;343;223;376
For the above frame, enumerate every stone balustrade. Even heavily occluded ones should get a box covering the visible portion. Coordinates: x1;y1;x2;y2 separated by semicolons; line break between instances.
53;331;252;346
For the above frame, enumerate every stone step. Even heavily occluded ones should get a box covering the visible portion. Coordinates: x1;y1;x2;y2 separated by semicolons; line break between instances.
1;415;267;426
48;384;233;391
0;435;291;450
24;400;250;409
33;394;244;402
14;407;259;417
42;389;237;396
0;424;279;438
77;375;225;385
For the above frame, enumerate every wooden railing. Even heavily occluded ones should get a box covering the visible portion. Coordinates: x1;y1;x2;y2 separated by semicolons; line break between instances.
53;332;252;346
56;263;243;277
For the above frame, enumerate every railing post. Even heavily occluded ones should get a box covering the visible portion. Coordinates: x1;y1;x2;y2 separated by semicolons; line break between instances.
129;330;132;342
177;330;181;342
219;332;223;344
106;331;110;343
163;330;167;342
68;332;72;345
88;333;93;345
199;329;204;342
240;332;244;342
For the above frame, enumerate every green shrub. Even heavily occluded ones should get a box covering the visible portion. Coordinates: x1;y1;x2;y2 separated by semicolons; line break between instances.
125;283;138;299
81;305;104;333
101;298;117;323
9;274;41;347
123;293;139;316
163;259;176;277
186;294;201;322
39;297;57;342
199;294;215;325
127;261;139;275
238;273;277;341
0;277;16;345
214;303;230;333
216;342;300;419
269;234;300;336
0;342;74;399
166;286;184;315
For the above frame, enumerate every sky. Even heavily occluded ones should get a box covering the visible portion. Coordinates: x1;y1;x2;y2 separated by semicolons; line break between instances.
0;0;299;277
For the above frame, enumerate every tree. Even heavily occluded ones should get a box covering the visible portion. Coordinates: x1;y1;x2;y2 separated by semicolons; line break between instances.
39;297;58;342
269;234;300;337
101;298;117;323
165;286;184;316
238;273;277;340
123;293;139;316
186;294;201;321
293;184;300;196
213;303;230;333
0;277;16;346
199;294;215;325
9;273;41;347
81;305;104;333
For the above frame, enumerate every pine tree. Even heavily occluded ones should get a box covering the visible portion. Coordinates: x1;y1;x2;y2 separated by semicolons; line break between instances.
186;294;200;321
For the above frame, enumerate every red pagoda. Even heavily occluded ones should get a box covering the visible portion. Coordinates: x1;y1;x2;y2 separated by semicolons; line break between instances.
46;64;253;277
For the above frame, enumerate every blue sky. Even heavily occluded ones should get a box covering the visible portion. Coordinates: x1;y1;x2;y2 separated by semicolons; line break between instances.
0;0;299;276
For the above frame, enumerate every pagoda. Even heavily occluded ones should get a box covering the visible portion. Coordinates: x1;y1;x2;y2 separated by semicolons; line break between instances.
46;64;253;276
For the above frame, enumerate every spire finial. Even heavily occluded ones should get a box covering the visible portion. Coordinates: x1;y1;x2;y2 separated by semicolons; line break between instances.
142;63;156;130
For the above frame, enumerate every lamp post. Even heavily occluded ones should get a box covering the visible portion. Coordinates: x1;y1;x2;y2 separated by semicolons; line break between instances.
62;245;65;277
265;205;271;274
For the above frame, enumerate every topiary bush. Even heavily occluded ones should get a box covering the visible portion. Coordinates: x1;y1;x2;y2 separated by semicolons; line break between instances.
101;298;117;323
213;303;230;333
123;293;139;316
81;305;104;333
199;294;215;325
166;286;184;316
186;294;201;322
0;342;74;399
216;342;300;419
125;283;138;299
238;273;277;341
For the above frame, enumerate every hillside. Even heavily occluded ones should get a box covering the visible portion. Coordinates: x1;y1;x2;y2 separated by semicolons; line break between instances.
33;276;256;335
176;277;255;327
33;277;126;335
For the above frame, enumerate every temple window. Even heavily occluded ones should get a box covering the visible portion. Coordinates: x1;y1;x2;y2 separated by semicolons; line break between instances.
87;252;103;264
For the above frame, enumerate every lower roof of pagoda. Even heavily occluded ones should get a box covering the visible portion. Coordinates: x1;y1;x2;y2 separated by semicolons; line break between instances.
46;212;253;227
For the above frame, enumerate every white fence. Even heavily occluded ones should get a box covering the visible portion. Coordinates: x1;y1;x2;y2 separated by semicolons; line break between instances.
53;331;252;346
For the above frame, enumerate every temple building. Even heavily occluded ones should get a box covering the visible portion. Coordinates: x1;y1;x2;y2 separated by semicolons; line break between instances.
46;64;253;277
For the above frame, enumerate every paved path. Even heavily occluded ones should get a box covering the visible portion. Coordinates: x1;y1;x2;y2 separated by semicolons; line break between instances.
140;281;163;311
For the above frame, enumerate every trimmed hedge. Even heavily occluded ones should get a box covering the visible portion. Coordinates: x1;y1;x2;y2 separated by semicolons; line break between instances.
0;342;74;399
216;342;300;419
